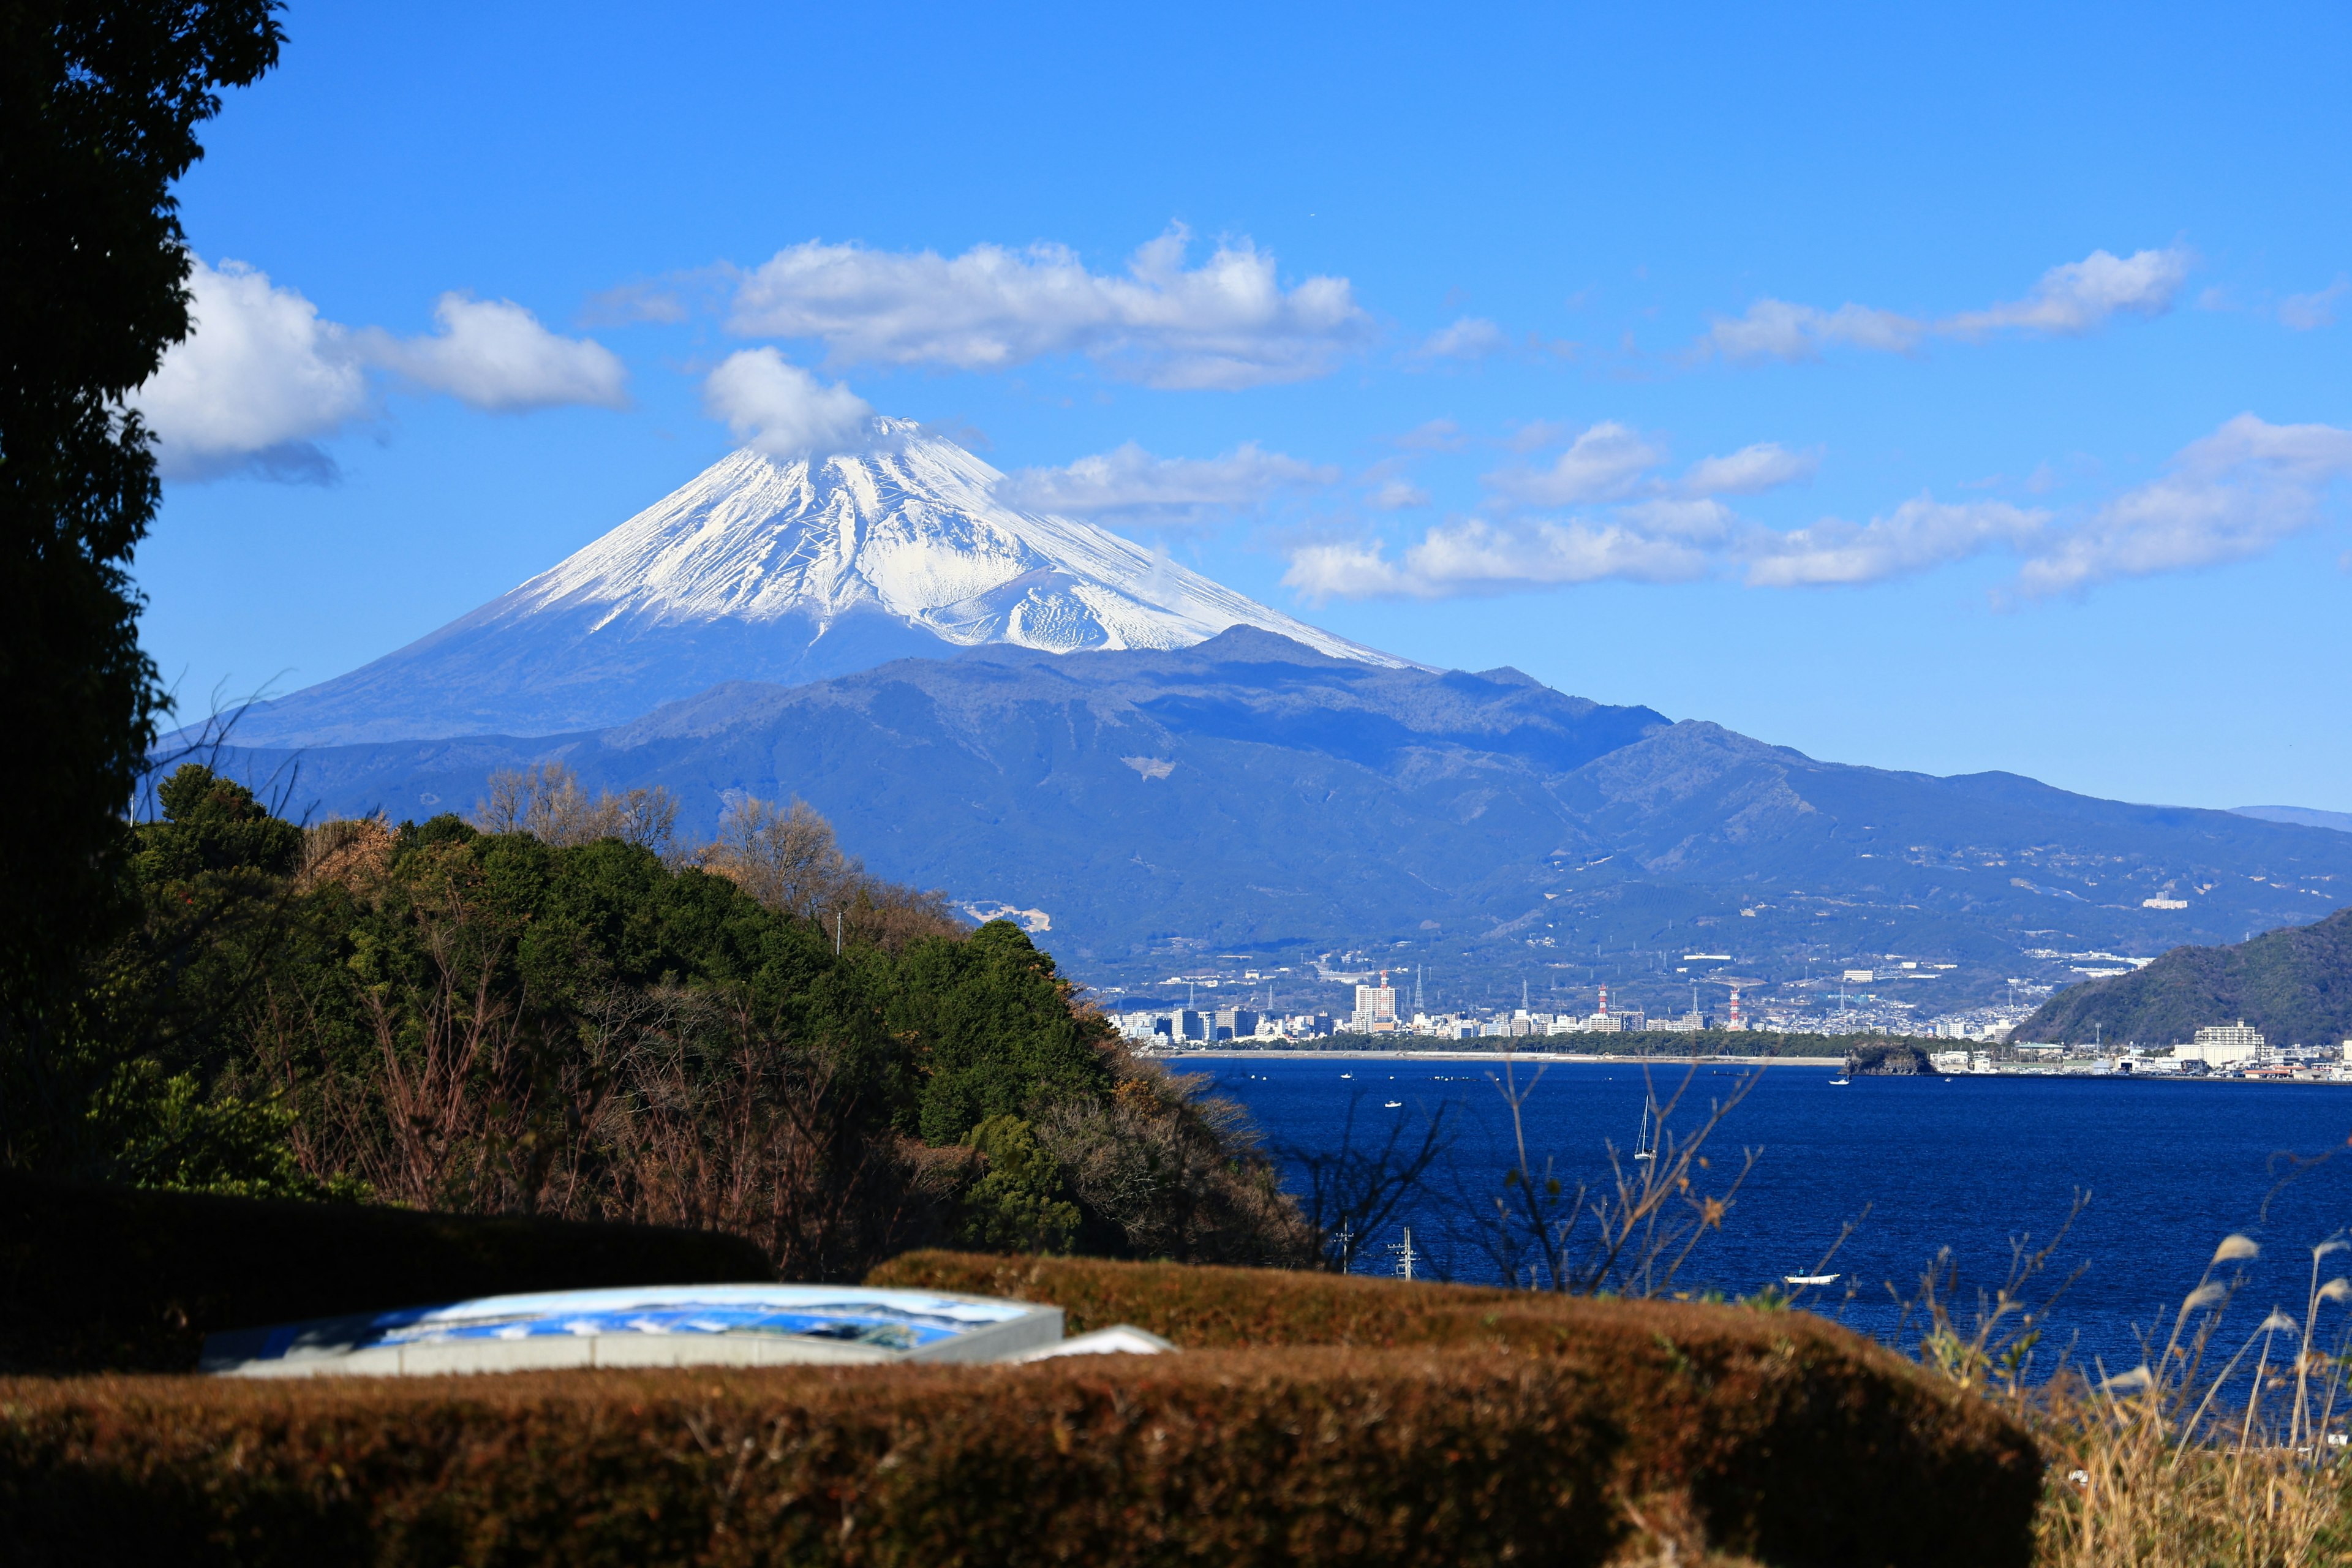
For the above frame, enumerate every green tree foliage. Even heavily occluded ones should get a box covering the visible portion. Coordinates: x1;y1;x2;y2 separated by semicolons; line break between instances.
958;1115;1079;1255
2018;904;2352;1046
0;1;284;1155
63;767;1308;1276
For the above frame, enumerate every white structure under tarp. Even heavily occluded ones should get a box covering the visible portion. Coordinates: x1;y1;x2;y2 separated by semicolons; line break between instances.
201;1284;1069;1379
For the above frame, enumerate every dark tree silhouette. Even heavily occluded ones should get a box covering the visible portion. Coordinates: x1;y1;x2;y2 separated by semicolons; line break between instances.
1;1;284;1161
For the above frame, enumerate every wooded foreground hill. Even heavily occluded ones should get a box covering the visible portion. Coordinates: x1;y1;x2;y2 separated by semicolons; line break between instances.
2016;905;2352;1046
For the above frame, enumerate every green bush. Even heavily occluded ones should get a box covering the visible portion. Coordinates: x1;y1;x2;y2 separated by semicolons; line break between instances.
956;1114;1079;1254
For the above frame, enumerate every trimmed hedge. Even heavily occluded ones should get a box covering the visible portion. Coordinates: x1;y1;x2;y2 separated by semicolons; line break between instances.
870;1253;2041;1568
0;1172;771;1374
1;1353;1633;1567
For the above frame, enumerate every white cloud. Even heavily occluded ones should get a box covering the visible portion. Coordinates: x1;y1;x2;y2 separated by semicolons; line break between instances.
995;441;1335;533
359;294;627;412
1412;316;1507;361
1704;246;2192;362
2280;276;2348;331
1283;540;1423;601
1744;499;2046;587
2013;414;2352;597
1679;442;1819;496
1284;516;1711;603
1286;412;2352;605
1705;300;1923;363
133;258;369;481
133;258;630;482
1484;421;1664;505
702;349;874;461
1944;247;2192;338
726;226;1371;390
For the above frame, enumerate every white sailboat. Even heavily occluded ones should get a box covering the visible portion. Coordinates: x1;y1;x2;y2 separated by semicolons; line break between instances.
1633;1102;1656;1161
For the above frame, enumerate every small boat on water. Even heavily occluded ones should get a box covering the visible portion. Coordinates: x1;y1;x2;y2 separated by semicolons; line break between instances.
1340;1072;1352;1079
1783;1273;1840;1286
1384;1099;1403;1109
1828;1076;1852;1085
1633;1103;1656;1161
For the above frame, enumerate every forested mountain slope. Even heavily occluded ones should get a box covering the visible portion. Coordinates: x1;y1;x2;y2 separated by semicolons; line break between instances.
2016;905;2352;1046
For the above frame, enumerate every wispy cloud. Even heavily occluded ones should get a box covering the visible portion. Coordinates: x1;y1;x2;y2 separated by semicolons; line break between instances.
1365;478;1431;510
726;226;1373;390
1705;300;1923;362
1484;421;1665;505
997;441;1335;533
1677;442;1820;496
1390;418;1469;453
134;258;630;482
2280;276;2348;331
1410;315;1508;361
1284;412;2351;604
2012;414;2352;597
1744;499;2046;587
1483;423;1818;507
1942;247;2192;338
1703;246;2193;363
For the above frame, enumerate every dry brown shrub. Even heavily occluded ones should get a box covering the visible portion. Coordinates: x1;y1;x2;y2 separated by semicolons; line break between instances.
473;761;677;852
293;814;394;892
1035;1060;1317;1267
698;794;962;954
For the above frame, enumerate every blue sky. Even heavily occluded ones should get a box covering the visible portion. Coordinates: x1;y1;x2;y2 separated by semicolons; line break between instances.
137;2;2351;810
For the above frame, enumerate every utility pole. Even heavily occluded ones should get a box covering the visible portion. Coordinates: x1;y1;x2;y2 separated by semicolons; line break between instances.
1335;1218;1355;1274
1395;1227;1418;1281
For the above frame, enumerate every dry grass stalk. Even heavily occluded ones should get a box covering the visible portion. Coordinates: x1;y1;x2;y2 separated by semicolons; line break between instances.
1469;1052;1760;1296
1909;1229;2352;1567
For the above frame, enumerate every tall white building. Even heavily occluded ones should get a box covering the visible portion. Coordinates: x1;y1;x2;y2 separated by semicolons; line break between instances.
2180;1021;2267;1068
1352;971;1398;1032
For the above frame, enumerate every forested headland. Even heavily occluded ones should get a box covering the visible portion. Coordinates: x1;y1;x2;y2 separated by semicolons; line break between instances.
10;761;1308;1279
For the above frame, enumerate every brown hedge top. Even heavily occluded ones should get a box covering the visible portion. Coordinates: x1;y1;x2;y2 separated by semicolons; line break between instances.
2;1342;2018;1568
868;1252;2042;1568
1;1253;2042;1567
0;1173;772;1374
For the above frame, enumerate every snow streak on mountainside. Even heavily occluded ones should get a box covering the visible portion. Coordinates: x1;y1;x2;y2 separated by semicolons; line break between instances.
225;419;1400;746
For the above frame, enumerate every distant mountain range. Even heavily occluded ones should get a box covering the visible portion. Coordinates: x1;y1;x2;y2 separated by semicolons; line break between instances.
216;423;1398;747
2234;805;2352;835
184;426;2352;1011
206;628;2352;1009
2016;905;2352;1047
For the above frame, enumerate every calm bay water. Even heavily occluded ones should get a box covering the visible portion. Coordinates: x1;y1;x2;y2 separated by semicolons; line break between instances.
1191;1055;2352;1366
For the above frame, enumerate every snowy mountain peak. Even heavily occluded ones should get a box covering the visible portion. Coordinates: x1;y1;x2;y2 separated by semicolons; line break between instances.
224;421;1400;747
514;421;1384;661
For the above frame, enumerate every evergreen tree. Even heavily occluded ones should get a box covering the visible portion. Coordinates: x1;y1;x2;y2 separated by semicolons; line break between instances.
0;2;284;1161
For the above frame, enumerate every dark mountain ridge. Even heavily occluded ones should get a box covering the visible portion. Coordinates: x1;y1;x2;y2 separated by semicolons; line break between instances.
202;630;2352;1009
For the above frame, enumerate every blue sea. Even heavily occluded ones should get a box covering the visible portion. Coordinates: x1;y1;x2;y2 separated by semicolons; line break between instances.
1191;1055;2352;1369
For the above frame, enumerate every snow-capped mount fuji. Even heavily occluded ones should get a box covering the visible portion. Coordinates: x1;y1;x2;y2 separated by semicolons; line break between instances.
224;420;1402;747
